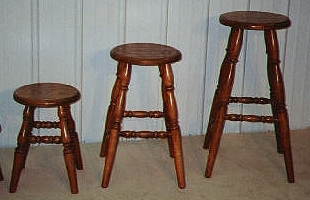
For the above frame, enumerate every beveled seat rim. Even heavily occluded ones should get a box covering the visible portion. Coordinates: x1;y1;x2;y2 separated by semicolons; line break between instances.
220;11;291;30
13;83;81;107
110;43;182;66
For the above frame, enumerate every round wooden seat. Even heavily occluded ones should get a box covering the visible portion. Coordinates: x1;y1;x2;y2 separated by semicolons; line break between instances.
219;11;291;30
10;82;83;194
13;83;80;107
110;43;182;66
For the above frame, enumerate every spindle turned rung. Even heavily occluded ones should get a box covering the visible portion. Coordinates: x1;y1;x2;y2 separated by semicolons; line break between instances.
123;110;164;118
225;114;276;123
28;135;62;144
229;97;271;104
33;121;60;129
119;130;171;138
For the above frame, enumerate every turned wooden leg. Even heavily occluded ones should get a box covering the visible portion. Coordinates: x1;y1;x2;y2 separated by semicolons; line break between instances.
100;104;113;157
159;65;174;158
102;62;132;188
10;106;34;193
159;63;186;189
203;87;223;149
264;29;285;154
264;29;294;183
67;106;83;170
100;62;129;157
204;27;244;178
59;106;79;194
100;102;115;157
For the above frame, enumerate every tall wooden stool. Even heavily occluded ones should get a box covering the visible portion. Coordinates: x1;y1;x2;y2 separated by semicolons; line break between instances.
10;83;83;194
100;43;186;189
203;11;294;183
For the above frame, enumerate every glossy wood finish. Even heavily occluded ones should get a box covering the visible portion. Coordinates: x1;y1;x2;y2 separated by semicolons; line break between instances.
10;83;83;194
100;43;186;189
219;11;291;30
203;11;294;183
110;43;182;66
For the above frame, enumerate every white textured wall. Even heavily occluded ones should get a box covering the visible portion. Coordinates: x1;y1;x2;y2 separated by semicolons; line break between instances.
0;0;309;147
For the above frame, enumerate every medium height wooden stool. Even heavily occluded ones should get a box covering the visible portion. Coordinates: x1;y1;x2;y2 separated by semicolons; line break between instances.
203;11;294;183
100;43;186;189
10;83;83;194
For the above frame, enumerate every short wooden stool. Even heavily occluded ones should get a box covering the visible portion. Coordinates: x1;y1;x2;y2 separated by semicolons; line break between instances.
100;43;186;189
10;83;83;194
203;11;294;183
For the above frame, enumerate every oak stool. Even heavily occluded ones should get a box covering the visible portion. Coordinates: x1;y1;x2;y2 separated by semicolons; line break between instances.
100;43;186;189
203;11;294;183
10;83;83;193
